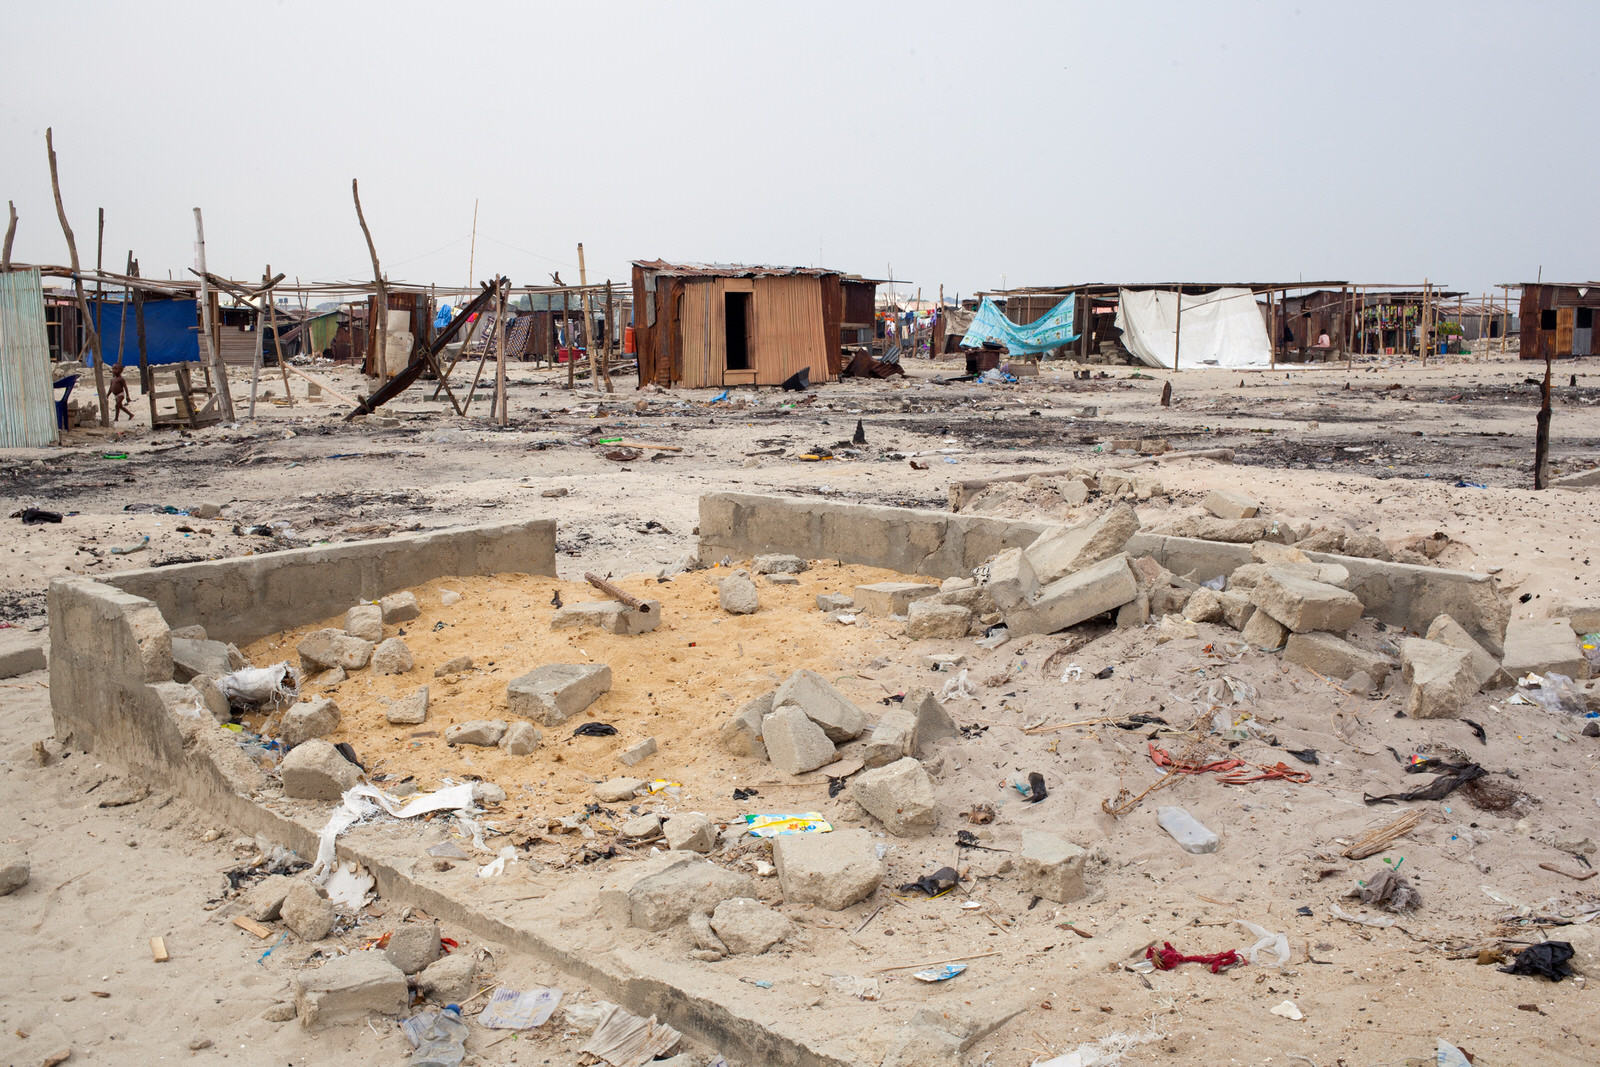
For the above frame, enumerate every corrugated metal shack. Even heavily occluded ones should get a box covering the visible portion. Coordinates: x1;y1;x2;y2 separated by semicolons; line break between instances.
0;268;60;447
1517;283;1600;360
632;261;855;388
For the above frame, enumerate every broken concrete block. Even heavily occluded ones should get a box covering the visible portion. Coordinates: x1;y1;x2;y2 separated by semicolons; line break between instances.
0;855;27;897
854;581;939;617
446;719;507;747
1341;532;1393;562
1240;610;1289;650
710;897;791;955
762;706;836;775
416;954;477;1004
343;604;383;643
719;571;761;614
851;757;938;837
1182;587;1225;624
371;637;413;675
241;873;296;922
663;813;715;853
906;602;972;640
0;629;46;678
982;548;1038;612
281;882;336;941
1005;553;1139;636
472;781;506;806
383;921;441;975
1251;541;1311;566
1251;569;1363;634
172;637;236;682
719;692;772;760
1023;502;1140;585
593;777;644;803
1204;489;1259;520
1501;617;1587;680
618;737;658;766
281;696;341;747
1019;830;1089;903
279;739;361;800
620;814;662;840
905;687;958;750
308;667;345;688
924;585;998;617
434;655;473;677
1153;515;1295;544
385;687;428;725
1425;614;1509;690
1284;632;1394;686
753;553;807;574
506;663;612;726
1400;638;1477;719
941;576;976;593
1552;598;1600;635
499;721;541;755
293;952;407;1028
551;600;661;635
773;827;883;910
296;629;374;674
773;668;864;742
1218;591;1256;630
606;855;756;931
378;591;420;624
861;707;915;768
766;573;799;586
1116;594;1151;629
189;673;231;722
816;593;854;612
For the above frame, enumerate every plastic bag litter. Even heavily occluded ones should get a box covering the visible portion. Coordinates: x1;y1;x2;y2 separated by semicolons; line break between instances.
218;662;298;709
1329;902;1395;928
829;975;880;1001
939;668;978;701
975;626;1010;649
1436;1039;1472;1067
478;987;563;1030
1236;919;1290;967
560;1001;615;1031
477;845;515;878
1201;574;1226;591
1514;672;1587;714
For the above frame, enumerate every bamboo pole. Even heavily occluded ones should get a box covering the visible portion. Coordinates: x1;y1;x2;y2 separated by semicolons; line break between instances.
132;258;150;401
46;129;111;426
352;178;387;389
493;279;509;425
577;243;609;392
1;200;16;269
267;265;293;407
247;271;265;417
114;251;130;375
604;280;614;372
93;207;110;423
191;207;235;419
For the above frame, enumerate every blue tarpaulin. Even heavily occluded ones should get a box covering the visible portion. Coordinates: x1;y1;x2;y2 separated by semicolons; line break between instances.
89;299;201;366
959;296;1077;355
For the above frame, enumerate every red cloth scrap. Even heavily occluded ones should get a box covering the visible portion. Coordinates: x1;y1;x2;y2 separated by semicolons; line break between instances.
1146;941;1245;974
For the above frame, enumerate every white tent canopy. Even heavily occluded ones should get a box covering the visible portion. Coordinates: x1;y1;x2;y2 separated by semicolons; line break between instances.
1114;287;1271;369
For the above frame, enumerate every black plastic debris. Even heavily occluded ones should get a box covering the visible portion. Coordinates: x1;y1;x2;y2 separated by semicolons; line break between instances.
1364;761;1487;805
1026;771;1048;804
732;787;760;801
1464;719;1487;745
1112;713;1168;731
828;778;846;798
572;722;618;737
781;368;810;391
16;508;62;524
1295;906;1313;917
1094;666;1114;680
334;742;364;771
898;866;960;897
853;419;866;445
1500;941;1575;982
1284;747;1320;766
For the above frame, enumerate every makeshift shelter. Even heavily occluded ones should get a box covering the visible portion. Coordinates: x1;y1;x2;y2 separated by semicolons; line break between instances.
960;296;1076;355
1115;288;1272;369
632;261;861;388
1517;283;1599;360
0;268;59;447
90;299;201;366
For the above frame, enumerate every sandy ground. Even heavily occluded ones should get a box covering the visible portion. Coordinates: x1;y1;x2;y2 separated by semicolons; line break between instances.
4;350;1600;1066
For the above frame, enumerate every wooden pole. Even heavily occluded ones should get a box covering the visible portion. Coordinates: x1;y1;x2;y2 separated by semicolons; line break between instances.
1;200;16;270
191;207;235;419
132;258;150;400
92;206;111;424
1536;329;1554;489
1268;289;1276;369
46;129;112;427
267;265;293;407
465;197;478;297
114;251;130;373
493;279;508;425
248;271;265;417
564;289;574;390
577;244;609;392
1172;287;1182;372
352;178;387;390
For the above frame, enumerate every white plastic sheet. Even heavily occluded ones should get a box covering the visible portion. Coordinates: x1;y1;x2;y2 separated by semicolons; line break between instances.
1115;288;1272;369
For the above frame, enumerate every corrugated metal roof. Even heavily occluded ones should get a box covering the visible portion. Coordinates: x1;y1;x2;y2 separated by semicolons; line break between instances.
0;269;60;448
633;260;840;279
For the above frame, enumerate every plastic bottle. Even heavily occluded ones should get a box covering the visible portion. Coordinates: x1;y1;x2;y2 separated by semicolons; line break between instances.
409;1005;467;1067
1156;806;1219;854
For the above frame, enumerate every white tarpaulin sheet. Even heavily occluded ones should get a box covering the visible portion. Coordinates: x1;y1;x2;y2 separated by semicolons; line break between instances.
1114;288;1271;369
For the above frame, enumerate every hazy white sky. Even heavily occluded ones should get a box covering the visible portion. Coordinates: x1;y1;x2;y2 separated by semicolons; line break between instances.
1;1;1591;300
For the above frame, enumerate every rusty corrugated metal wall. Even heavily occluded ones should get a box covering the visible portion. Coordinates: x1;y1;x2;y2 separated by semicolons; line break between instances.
0;269;61;448
751;275;830;385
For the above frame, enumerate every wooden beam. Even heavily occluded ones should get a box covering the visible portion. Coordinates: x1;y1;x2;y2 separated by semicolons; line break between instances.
1;200;15;270
46;129;111;426
191;207;235;419
578;243;610;392
352;178;387;386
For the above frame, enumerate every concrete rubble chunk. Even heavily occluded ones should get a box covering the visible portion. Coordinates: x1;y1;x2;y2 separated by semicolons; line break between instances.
293;952;408;1028
385;687;429;726
384;921;441;974
446;720;507;747
308;667;345;688
1218;590;1256;630
279;739;362;800
1251;568;1363;634
281;882;336;941
773;827;883;910
905;687;958;750
296;629;374;674
773;668;865;742
981;548;1038;612
1341;532;1393;562
605;855;756;931
762;706;837;775
0;629;47;678
416;953;477;1003
343;604;383;643
1182;587;1225;624
1156;614;1200;644
1501;617;1587;680
924;585;997;617
189;673;231;722
1400;638;1477;720
0;855;27;897
854;581;940;617
1116;594;1151;629
815;593;854;612
1284;632;1394;686
618;736;658;766
378;591;420;623
719;570;761;614
861;707;915;768
242;873;297;922
1251;541;1311;566
281;695;341;747
851;757;938;837
594;777;645;803
710;897;792;955
171;637;235;682
472;782;505;806
371;637;413;675
663;813;715;853
434;655;473;677
1005;553;1139;636
941;576;977;592
551;600;660;635
1204;489;1260;520
621;814;662;839
499;721;541;755
1019;830;1089;903
1022;501;1140;585
1425;614;1509;690
753;553;807;574
506;663;612;726
906;601;973;640
718;692;772;760
1153;515;1295;544
1552;598;1600;635
1240;610;1289;650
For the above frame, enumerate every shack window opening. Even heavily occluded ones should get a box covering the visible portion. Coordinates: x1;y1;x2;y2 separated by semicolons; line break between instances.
1578;308;1594;330
725;292;751;371
1542;309;1559;330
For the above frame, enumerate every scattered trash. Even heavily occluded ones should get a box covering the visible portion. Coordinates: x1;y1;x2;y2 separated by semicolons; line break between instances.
217;663;298;710
106;535;150;555
1464;719;1488;745
1499;941;1575;982
572;722;618;737
1060;663;1083;683
1093;666;1114;680
731;787;760;801
1150;743;1310;785
964;803;996;824
1025;771;1049;803
1341;809;1423;860
1328;903;1395;928
939;668;978;701
975;627;1010;650
899;866;960;897
1349;865;1421;911
1237;920;1290;968
1436;1039;1473;1067
15;508;62;524
1157;806;1218;854
1268;1000;1303;1021
477;845;515;879
912;963;966;982
404;1005;468;1066
743;813;832;837
1514;672;1586;714
1364;760;1486;805
478;987;563;1029
829;974;880;1001
1283;747;1319;765
579;1003;683;1067
1146;942;1243;973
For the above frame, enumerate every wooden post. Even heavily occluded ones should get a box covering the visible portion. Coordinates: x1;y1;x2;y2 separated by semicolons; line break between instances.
248;271;265;417
113;250;130;374
45;129;112;427
91;207;110;424
1341;284;1350;370
1268;289;1277;369
132;258;150;402
267;266;293;407
564;290;574;390
604;280;614;370
191;207;235;419
1;200;16;269
1172;287;1182;372
493;279;509;425
577;244;610;393
1536;332;1554;489
352;179;386;390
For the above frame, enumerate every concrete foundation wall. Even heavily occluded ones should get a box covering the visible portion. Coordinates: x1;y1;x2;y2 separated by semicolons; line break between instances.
105;519;557;647
698;492;1052;578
